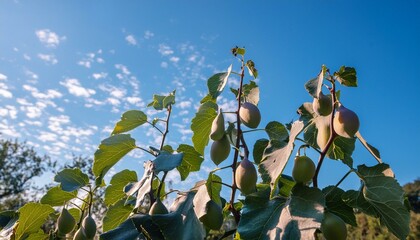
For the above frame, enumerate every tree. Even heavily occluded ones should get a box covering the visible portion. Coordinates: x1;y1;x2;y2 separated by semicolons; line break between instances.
0;139;54;210
0;47;412;240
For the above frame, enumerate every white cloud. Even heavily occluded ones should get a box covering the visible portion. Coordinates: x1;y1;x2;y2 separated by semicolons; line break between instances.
0;105;18;119
107;98;120;106
60;78;96;98
35;29;65;48
78;60;91;68
161;62;168;68
126;96;142;105
23;54;31;61
125;35;137;45
23;84;62;99
92;72;107;79
0;73;7;81
144;30;154;39
115;64;131;75
39;131;58;142
0;82;12;98
178;100;192;109
25;106;42;118
158;44;174;56
0;120;20;138
38;53;58;64
170;56;180;63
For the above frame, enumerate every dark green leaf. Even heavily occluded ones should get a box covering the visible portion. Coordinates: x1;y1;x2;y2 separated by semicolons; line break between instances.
147;94;165;110
357;164;410;239
191;105;217;155
334;66;357;87
327;136;356;167
238;196;286;239
105;170;138;206
278;185;325;239
103;200;133;232
93;134;136;183
253;139;269;164
265;121;288;141
15;203;54;240
207;65;232;99
112;110;147;135
54;168;89;192
322;186;356;226
0;211;18;229
277;175;295;198
40;186;77;206
259;120;304;198
176;144;204;181
297;102;316;125
101;218;142;240
153;152;184;174
206;173;222;206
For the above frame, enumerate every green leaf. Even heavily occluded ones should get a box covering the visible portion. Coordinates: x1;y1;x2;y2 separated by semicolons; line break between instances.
277;175;295;197
358;164;410;239
147;94;165;110
191;105;217;155
112;110;147;135
304;66;324;98
176;144;204;181
334;66;357;87
54;168;89;192
26;232;49;240
103;200;133;232
192;184;212;219
40;186;77;206
163;91;176;108
0;210;18;229
93;134;136;183
206;173;222;206
326;136;356;167
297;102;316;125
356;131;381;163
253;138;269;164
105;170;138;206
259;120;304;198
207;65;232;99
246;60;258;78
265;121;288;141
278;185;325;239
322;186;356;226
101;218;142;240
342;190;378;216
238;196;286;239
169;192;205;240
153;152;184;174
15;203;54;240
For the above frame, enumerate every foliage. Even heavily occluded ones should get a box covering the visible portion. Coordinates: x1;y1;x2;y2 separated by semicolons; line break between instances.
0;47;413;240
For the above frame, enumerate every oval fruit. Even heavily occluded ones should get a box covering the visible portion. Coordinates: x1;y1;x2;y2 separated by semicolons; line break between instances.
210;136;231;165
312;92;332;116
149;199;168;215
72;228;87;240
292;155;316;184
316;118;330;152
199;200;223;230
321;212;347;240
239;102;261;129
57;208;76;235
235;157;257;195
81;215;96;239
210;110;225;141
333;104;360;138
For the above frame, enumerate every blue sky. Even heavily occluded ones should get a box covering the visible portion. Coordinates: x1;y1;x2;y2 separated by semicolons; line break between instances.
1;1;419;197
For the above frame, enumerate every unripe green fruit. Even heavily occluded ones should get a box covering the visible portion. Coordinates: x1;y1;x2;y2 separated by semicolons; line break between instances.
333;104;360;138
316;121;330;152
73;228;87;240
210;110;225;141
57;208;76;235
312;92;332;116
199;200;223;230
149;199;168;215
292;156;316;184
321;212;347;240
81;215;96;239
235;157;257;195
239;102;261;129
210;136;231;165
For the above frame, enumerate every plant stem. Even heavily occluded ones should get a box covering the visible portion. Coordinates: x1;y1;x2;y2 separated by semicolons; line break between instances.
146;121;164;134
136;146;156;156
156;105;173;199
210;165;233;173
241;128;265;134
212;180;233;189
313;79;338;188
229;57;245;224
325;169;353;197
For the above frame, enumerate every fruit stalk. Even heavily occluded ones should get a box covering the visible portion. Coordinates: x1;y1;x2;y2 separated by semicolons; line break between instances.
313;79;338;188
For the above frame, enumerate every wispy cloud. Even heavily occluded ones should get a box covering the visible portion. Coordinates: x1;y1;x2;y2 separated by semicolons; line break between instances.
38;53;58;64
158;44;174;56
92;72;108;80
35;29;65;48
125;35;137;45
23;84;62;99
0;73;7;81
144;30;154;39
60;78;96;98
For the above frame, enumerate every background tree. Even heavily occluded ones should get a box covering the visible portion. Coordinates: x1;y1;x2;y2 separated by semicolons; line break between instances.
0;138;55;211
